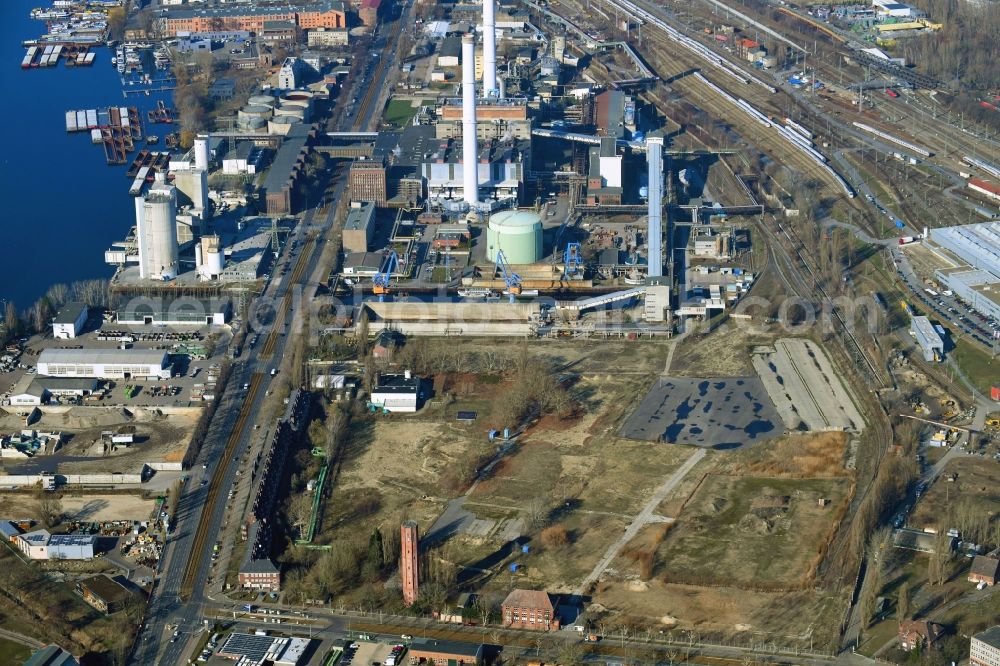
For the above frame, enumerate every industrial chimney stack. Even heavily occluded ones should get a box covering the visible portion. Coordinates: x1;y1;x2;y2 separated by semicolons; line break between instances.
483;0;497;96
461;34;479;206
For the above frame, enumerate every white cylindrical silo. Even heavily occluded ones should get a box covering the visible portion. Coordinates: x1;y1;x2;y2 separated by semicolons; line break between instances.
462;34;479;206
195;241;203;269
483;0;497;96
198;235;224;279
138;187;179;280
194;134;209;171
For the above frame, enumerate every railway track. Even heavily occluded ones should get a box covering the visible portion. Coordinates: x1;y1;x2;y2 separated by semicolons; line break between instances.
260;238;315;360
179;372;265;600
352;14;404;131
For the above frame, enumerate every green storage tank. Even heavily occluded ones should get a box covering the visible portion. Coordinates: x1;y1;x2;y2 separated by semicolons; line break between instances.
486;210;543;264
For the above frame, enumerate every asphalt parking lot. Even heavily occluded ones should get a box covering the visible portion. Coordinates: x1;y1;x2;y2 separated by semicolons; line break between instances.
620;376;783;449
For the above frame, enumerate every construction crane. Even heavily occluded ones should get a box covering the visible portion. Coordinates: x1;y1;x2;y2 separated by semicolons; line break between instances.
372;250;399;302
495;250;522;303
563;242;582;280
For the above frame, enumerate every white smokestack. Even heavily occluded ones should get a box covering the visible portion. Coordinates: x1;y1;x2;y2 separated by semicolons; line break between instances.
462;34;479;206
483;0;497;96
194;134;209;171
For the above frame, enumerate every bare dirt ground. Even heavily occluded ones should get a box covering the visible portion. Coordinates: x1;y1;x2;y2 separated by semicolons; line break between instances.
0;492;157;522
0;406;198;474
466;369;691;592
594;579;845;647
909;457;1000;530
653;474;851;588
318;419;472;542
669;322;777;377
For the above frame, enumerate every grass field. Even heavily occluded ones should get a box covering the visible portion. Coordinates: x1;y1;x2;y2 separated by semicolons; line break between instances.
0;637;33;664
951;338;1000;397
382;99;419;127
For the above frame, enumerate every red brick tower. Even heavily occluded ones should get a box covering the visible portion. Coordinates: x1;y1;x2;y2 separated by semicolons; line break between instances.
400;521;419;606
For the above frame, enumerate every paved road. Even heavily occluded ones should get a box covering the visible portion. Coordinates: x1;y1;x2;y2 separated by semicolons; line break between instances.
130;3;417;663
574;447;707;595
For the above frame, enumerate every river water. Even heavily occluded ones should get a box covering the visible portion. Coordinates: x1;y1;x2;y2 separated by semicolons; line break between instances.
0;0;172;309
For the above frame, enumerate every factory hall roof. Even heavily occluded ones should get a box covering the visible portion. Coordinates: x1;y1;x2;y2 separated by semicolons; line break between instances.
53;302;88;325
344;203;375;231
372;373;419;394
164;1;345;20
37;348;169;367
262;124;312;194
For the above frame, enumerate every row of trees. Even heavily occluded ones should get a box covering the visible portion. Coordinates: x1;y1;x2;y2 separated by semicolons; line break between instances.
3;279;110;345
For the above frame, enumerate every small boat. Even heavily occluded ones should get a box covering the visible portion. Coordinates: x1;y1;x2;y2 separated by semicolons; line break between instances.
146;135;159;144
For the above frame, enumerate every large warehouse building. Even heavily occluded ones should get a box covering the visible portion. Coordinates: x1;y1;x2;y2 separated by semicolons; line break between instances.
37;349;172;380
927;222;1000;321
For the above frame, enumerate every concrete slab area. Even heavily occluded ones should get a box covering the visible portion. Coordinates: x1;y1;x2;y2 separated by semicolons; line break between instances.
619;377;782;449
751;339;864;432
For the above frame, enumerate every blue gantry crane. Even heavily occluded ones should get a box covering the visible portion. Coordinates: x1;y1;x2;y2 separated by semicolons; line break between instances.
563;242;582;280
372;250;399;302
495;249;522;303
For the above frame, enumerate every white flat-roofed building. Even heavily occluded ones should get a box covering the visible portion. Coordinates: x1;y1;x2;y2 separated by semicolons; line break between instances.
37;349;171;380
52;302;89;339
910;315;944;362
927;222;1000;320
369;373;419;413
15;530;97;560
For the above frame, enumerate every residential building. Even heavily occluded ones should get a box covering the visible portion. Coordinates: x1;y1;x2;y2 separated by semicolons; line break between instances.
52;302;88;339
501;589;559;630
349;159;388;206
158;2;346;37
76;575;137;614
898;620;941;652
343;202;376;252
371;373;420;413
36;349;171;380
238;557;281;591
408;640;483;666
971;626;1000;666
969;554;1000;586
307;27;349;47
260;20;299;45
401;521;419;606
372;329;403;358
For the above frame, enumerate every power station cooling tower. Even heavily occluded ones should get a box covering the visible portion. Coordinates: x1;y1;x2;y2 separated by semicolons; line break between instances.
486;210;543;264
